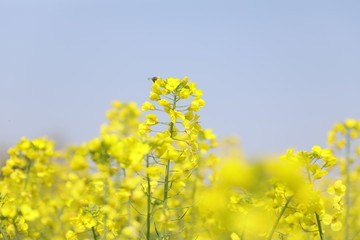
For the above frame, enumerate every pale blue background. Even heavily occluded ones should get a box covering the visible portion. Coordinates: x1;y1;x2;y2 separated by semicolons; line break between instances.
1;0;360;158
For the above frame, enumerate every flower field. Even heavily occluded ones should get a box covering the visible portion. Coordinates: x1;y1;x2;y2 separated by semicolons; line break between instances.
1;77;359;240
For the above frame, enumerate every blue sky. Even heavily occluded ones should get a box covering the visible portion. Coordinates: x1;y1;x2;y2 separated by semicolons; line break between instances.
1;0;360;158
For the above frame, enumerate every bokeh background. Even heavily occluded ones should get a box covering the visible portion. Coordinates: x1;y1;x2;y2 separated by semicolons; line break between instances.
1;0;360;159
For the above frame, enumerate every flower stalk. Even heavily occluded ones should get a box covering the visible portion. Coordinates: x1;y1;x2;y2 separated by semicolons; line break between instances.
267;197;292;240
345;131;351;240
91;227;98;240
146;155;152;240
315;212;324;240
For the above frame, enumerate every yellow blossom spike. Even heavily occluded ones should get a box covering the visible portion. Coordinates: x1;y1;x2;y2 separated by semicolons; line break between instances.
345;118;357;128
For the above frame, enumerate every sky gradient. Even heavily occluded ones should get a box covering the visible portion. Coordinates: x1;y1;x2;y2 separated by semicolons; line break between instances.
1;0;360;158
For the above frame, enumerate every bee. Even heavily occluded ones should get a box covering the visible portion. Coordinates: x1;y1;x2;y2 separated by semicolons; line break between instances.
148;76;160;83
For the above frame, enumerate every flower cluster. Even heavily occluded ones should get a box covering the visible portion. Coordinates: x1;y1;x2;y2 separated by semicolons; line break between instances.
0;77;357;240
327;118;360;240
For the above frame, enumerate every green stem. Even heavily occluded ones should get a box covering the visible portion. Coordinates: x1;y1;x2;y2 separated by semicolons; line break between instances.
345;131;351;240
267;197;292;240
162;93;178;236
189;175;197;238
92;227;98;240
23;157;32;190
102;177;109;240
163;159;171;212
122;168;132;227
315;212;324;240
146;155;151;240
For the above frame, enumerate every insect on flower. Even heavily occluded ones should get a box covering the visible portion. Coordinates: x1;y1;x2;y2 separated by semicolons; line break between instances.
148;76;160;83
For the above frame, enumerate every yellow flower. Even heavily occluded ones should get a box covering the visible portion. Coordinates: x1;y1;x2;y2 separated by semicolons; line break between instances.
193;89;203;97
102;134;118;145
20;204;40;221
179;88;191;99
89;138;101;151
149;92;160;101
82;212;97;228
327;130;335;144
2;165;13;176
70;155;89;170
332;195;344;211
314;169;328;179
160;144;183;162
138;123;152;135
185;110;194;120
187;82;197;92
10;169;26;183
121;225;138;238
323;213;342;231
169;109;185;123
311;145;322;157
1;204;16;218
111;100;122;109
328;180;346;196
145;114;159;126
345;118;357;128
320;149;337;166
188;98;206;112
158;98;170;106
334;123;346;134
203;129;216;141
308;164;327;179
336;139;347;149
146;166;163;179
230;232;241;240
66;231;78;240
350;129;358;139
15;216;28;233
141;101;156;111
165;78;181;91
